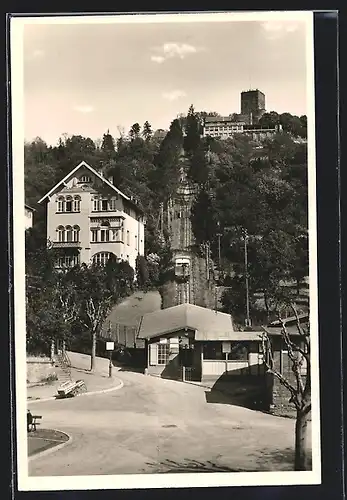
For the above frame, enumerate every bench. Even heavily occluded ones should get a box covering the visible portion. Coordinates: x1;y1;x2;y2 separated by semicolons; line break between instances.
27;413;42;432
56;379;87;398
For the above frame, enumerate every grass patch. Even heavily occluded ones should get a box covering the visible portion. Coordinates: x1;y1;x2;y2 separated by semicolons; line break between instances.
28;428;69;457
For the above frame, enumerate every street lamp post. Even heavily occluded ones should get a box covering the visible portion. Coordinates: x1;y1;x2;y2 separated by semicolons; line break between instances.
224;225;252;327
106;341;114;378
216;221;222;271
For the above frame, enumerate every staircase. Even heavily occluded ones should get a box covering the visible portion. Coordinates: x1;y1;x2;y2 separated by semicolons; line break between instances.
54;350;72;383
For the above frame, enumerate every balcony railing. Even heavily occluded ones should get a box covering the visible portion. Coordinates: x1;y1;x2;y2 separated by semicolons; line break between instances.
52;241;82;248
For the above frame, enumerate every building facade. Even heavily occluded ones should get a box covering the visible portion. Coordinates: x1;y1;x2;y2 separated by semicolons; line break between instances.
203;116;281;140
38;161;145;271
203;116;246;139
25;204;35;230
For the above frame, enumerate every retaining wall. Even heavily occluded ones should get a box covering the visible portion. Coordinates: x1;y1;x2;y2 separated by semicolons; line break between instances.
27;356;56;384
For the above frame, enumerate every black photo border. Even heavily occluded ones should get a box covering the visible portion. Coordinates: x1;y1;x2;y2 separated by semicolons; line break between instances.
3;8;344;500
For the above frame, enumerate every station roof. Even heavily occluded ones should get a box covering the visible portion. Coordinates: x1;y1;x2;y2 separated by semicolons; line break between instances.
137;303;262;342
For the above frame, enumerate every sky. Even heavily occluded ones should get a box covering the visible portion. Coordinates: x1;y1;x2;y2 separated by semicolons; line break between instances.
21;14;311;146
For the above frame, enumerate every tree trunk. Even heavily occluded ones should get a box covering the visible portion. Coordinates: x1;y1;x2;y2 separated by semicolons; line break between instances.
294;408;310;470
90;331;97;371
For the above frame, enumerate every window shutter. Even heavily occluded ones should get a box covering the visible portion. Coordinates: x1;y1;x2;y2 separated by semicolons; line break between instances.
149;343;158;366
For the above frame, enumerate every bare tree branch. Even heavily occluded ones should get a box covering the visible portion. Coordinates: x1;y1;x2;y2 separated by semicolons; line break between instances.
261;330;299;406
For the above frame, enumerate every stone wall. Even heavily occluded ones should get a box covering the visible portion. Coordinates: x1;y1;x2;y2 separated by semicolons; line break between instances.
26;356;57;384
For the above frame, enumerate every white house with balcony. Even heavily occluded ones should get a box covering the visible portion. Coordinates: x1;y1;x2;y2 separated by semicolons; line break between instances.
38;161;145;271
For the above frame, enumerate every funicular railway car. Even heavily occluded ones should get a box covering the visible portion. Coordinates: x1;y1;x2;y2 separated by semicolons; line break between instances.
174;256;191;280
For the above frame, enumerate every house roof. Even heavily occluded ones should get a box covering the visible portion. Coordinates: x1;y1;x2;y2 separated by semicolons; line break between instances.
204;116;245;124
137;304;261;342
37;161;141;212
268;313;309;327
263;326;303;336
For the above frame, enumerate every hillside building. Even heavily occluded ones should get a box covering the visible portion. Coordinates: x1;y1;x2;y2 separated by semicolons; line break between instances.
25;204;35;230
203;88;273;139
38;161;145;271
203;116;281;140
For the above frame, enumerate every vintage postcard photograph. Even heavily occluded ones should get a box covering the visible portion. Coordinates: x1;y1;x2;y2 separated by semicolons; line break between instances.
10;11;321;491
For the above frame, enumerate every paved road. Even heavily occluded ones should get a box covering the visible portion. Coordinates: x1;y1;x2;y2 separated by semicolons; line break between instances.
29;370;311;475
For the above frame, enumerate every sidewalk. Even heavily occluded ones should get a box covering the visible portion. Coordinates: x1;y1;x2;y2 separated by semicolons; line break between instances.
27;351;121;402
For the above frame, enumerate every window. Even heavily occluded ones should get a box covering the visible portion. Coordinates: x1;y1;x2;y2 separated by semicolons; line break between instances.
56;254;79;268
65;197;73;212
57;225;64;242
65;225;73;242
92;196;118;212
203;343;224;360
73;196;81;212
124;206;131;216
100;229;110;242
126;255;129;261
111;228;119;241
158;344;170;365
56;195;82;213
229;343;249;361
91;228;98;242
56;225;80;242
109;197;117;211
100;221;110;242
93;197;99;211
79;175;91;183
57;197;64;213
121;227;124;242
72;225;80;242
126;230;130;245
92;252;114;266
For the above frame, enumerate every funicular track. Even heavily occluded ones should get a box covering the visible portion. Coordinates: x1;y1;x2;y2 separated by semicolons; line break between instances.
166;169;215;308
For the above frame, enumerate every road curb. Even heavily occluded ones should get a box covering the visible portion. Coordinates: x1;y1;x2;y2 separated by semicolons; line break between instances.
28;430;72;462
27;377;124;405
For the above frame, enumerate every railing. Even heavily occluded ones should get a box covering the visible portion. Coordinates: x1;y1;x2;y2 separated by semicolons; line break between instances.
62;349;71;369
202;359;249;377
52;241;82;248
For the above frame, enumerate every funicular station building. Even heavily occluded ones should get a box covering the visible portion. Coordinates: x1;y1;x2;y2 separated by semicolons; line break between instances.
137;303;265;383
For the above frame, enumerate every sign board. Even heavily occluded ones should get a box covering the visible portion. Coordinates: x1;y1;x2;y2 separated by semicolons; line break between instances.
106;341;115;351
222;341;231;353
135;339;145;349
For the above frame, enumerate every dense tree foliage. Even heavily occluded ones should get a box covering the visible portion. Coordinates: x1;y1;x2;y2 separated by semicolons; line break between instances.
187;129;308;325
26;239;134;365
25;106;308;330
259;111;307;138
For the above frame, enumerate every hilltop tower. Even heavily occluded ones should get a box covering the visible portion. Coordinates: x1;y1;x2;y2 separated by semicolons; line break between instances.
241;89;266;124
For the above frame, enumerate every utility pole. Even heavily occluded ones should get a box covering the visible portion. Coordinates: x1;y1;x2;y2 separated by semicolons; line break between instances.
243;228;251;327
216;221;222;272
